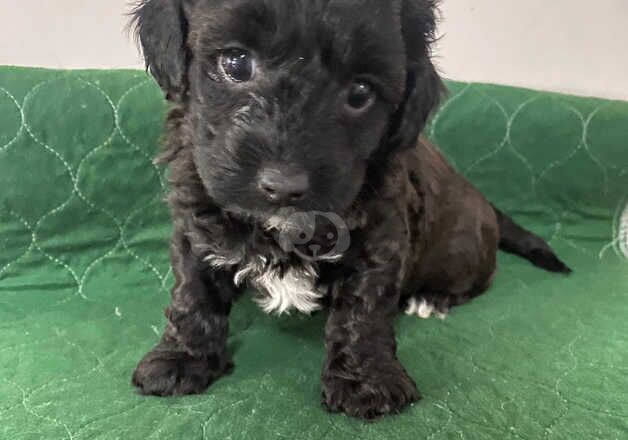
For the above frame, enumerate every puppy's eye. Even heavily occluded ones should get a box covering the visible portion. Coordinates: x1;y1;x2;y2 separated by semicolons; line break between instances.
218;49;256;82
346;81;375;112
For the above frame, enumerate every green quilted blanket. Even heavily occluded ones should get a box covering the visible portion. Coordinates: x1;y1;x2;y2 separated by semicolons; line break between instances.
1;66;626;439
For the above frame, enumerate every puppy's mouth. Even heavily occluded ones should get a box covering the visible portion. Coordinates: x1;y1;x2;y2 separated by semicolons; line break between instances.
222;204;300;231
263;207;302;232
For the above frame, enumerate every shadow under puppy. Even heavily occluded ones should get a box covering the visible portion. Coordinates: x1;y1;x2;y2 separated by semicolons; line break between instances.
130;0;571;420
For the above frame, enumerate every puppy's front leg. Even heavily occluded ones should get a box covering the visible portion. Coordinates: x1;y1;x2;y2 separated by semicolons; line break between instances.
322;251;419;419
132;230;236;396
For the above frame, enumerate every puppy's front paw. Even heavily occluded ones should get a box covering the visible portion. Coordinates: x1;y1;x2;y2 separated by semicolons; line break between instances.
322;362;420;420
132;343;232;397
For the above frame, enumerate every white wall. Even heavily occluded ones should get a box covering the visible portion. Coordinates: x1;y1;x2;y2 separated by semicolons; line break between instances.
1;0;627;100
436;0;628;100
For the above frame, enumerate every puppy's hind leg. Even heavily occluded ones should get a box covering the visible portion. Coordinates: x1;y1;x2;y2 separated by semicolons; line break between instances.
404;296;446;320
132;231;237;396
404;293;474;320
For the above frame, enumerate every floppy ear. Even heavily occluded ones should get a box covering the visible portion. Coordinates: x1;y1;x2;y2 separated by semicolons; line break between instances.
131;0;190;101
387;0;445;150
387;60;444;150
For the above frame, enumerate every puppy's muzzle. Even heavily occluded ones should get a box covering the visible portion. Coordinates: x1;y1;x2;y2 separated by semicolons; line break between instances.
257;166;310;205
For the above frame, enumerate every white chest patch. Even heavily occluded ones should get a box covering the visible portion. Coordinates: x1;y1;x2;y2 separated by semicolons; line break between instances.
253;266;324;315
233;259;324;315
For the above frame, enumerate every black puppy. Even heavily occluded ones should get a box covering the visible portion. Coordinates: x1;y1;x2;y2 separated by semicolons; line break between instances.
130;0;570;419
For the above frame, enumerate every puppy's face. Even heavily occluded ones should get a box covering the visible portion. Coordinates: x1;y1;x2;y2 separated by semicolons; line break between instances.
133;0;442;223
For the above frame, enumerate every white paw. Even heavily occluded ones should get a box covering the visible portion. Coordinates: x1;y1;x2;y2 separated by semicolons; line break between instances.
405;298;447;320
619;201;628;258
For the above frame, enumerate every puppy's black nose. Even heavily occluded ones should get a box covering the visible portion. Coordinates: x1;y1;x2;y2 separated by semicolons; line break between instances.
258;167;310;204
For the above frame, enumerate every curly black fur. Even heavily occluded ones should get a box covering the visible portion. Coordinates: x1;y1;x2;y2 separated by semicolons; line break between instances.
130;0;570;419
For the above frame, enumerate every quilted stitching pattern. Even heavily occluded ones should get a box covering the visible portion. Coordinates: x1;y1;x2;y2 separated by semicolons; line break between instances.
1;67;627;439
